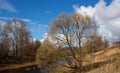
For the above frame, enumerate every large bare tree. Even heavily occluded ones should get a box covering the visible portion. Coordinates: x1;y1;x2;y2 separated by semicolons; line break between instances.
0;20;32;57
9;20;31;56
48;13;98;72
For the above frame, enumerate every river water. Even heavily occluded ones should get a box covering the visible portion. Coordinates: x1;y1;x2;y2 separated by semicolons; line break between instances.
0;58;72;73
0;66;41;73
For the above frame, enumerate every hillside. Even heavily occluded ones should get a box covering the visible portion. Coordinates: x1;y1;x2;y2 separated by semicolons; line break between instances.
56;45;120;73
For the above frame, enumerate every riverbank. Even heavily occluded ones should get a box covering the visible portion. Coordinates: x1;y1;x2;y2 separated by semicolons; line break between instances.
0;62;39;71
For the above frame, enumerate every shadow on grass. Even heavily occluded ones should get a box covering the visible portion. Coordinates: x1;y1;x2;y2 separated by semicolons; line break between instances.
71;59;115;73
81;59;114;72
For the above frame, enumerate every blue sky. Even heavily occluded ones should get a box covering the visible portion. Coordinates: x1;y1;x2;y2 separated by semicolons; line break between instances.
0;0;114;41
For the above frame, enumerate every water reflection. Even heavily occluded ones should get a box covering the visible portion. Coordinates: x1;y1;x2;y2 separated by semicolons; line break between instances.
0;66;41;73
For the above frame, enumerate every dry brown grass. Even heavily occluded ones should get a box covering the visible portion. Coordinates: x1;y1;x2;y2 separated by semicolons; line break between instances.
56;46;120;73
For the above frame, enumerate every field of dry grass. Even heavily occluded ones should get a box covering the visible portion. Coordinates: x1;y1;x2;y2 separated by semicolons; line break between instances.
55;45;120;73
86;46;120;73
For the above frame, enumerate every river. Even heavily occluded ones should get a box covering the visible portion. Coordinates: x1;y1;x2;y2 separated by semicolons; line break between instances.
0;66;41;73
0;58;72;73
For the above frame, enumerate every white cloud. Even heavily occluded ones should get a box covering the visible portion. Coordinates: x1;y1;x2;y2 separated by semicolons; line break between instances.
45;10;51;14
0;17;35;25
73;0;120;43
0;0;17;12
40;33;48;42
0;17;12;20
0;17;49;28
0;17;48;41
0;20;6;24
73;5;95;18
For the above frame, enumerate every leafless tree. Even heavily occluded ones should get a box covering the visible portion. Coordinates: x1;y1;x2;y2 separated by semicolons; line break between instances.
0;23;10;57
5;20;31;56
0;20;34;58
48;13;98;73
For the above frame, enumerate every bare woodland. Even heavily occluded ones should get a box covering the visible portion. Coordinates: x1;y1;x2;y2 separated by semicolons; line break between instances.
0;13;120;73
0;20;41;63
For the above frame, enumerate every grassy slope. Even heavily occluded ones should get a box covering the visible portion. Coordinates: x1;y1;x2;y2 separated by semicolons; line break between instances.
56;45;120;73
86;46;120;73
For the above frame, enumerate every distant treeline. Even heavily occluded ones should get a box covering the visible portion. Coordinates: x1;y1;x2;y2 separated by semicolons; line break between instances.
0;20;41;61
